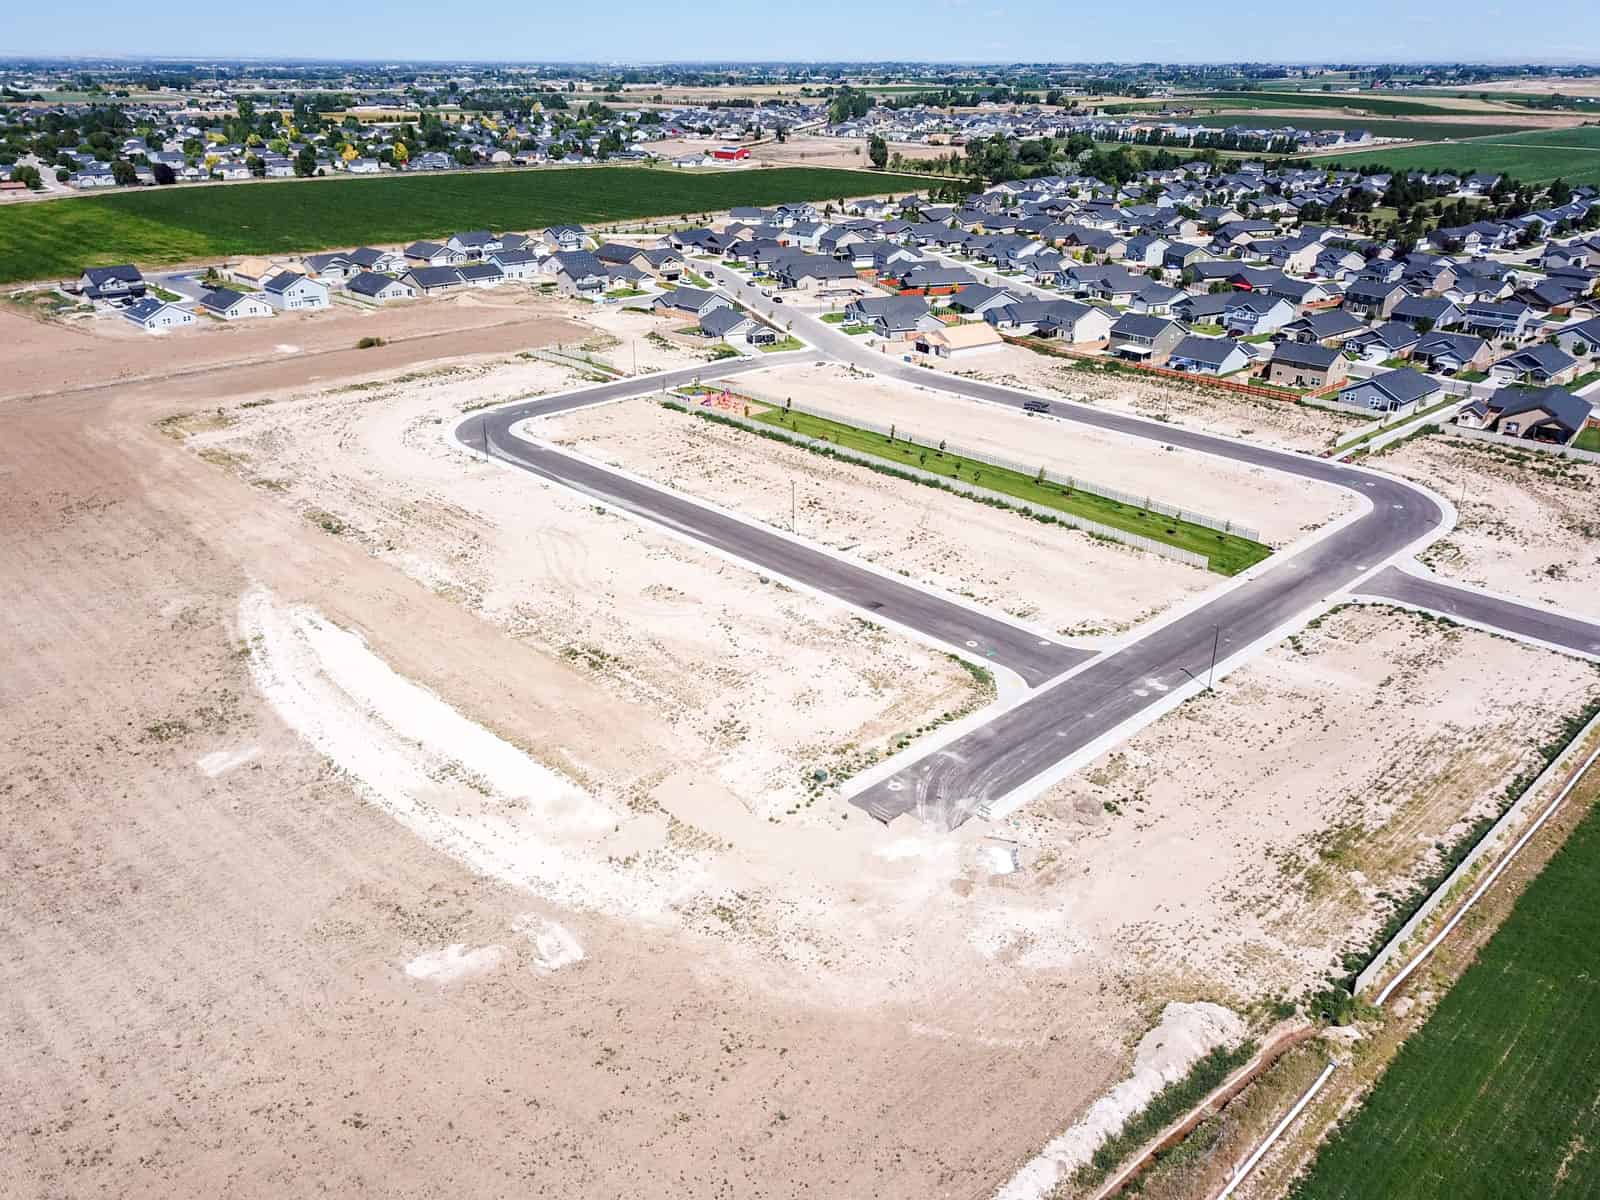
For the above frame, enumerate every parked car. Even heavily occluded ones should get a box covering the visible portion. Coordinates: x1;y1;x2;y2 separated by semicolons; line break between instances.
1023;399;1051;414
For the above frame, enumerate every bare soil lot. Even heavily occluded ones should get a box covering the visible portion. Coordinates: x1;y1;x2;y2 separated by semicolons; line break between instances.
732;361;1351;545
545;391;1209;638
957;345;1357;455
4;300;1589;1200
1381;432;1600;618
1000;605;1600;1004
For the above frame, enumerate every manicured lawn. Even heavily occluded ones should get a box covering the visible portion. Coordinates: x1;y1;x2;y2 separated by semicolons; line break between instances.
1573;425;1600;452
0;166;930;284
1291;786;1600;1200
758;336;804;353
1322;125;1600;186
746;406;1270;574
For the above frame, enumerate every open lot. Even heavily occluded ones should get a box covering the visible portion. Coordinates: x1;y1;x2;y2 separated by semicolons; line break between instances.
1380;433;1600;619
1187;114;1545;140
0;164;930;284
1288;785;1600;1200
952;343;1359;454
1321;124;1600;185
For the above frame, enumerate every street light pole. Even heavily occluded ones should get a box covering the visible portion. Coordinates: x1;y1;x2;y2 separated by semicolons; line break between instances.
1208;625;1220;691
791;479;797;533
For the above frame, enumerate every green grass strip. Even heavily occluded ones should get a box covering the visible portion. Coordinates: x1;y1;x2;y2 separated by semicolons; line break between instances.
746;405;1269;574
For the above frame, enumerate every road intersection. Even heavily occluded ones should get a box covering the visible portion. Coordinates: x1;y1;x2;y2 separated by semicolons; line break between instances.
461;269;1600;827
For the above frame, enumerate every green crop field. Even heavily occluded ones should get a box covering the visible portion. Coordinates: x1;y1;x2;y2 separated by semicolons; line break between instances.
737;404;1269;574
1183;91;1502;117
1188;114;1538;141
1323;125;1600;185
1291;784;1600;1200
0;165;929;285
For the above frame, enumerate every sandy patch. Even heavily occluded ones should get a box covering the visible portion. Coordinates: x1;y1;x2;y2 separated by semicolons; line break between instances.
517;915;587;973
404;943;508;984
1380;433;1600;618
996;1001;1248;1200
995;605;1600;1001
737;361;1350;544
189;355;984;817
954;345;1358;454
542;391;1210;636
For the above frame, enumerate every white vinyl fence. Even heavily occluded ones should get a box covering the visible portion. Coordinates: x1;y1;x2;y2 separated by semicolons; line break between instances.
672;395;1213;569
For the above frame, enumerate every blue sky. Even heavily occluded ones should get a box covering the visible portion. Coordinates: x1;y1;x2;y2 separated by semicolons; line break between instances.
4;0;1597;64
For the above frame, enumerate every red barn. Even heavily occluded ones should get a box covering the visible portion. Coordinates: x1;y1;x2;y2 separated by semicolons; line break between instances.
710;146;751;161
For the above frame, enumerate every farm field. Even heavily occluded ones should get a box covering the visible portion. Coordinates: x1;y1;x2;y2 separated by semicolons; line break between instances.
1324;125;1600;185
1177;91;1514;116
0;165;928;284
1288;790;1600;1200
1187;114;1539;140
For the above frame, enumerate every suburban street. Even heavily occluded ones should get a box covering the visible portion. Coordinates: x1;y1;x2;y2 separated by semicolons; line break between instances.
470;265;1600;826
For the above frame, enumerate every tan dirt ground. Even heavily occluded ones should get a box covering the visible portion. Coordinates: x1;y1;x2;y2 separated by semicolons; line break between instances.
1379;432;1600;618
729;360;1351;545
951;344;1360;455
0;309;1144;1200
5;298;1592;1200
543;390;1208;638
996;605;1600;1004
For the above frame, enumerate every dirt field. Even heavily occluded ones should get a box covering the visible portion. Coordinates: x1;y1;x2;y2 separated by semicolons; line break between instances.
1380;432;1600;618
998;605;1600;1004
729;361;1351;545
543;391;1208;638
646;134;936;173
951;345;1359;455
5;287;1592;1200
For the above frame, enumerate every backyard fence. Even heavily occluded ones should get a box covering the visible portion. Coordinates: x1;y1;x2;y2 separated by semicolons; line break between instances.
1443;424;1600;465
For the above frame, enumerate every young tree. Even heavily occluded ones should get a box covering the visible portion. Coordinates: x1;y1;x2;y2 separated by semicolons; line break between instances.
868;134;888;170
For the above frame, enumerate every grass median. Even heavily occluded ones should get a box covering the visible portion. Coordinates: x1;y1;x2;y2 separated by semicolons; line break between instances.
741;404;1269;574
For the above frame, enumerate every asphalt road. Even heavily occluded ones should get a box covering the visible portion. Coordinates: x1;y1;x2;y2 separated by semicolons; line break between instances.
469;264;1600;826
456;354;1091;687
1358;566;1600;659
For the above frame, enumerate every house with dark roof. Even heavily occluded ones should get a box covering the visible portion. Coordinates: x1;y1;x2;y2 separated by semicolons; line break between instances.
1488;343;1579;386
404;241;463;266
776;255;859;292
1338;367;1443;414
402;266;466;296
843;295;942;339
1392;295;1463;331
262;270;330;311
1108;314;1186;364
1345;320;1422;362
1554;315;1600;358
1342;278;1408;320
1264;341;1346;389
1460;299;1536;340
199;288;274;320
1459;385;1592;443
122;297;196;332
347;246;407;274
346;272;417;303
79;264;145;300
698;306;760;342
448;230;503;257
1281;308;1367;346
458;262;507;289
1166;335;1254;377
1412;330;1491;375
652;286;731;319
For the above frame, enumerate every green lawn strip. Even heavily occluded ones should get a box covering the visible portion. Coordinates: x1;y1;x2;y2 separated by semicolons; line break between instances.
1320;127;1600;185
1072;1040;1261;1189
1573;425;1600;452
743;405;1268;573
1186;114;1539;140
1566;369;1600;393
0;166;930;284
1291;773;1600;1199
758;336;804;353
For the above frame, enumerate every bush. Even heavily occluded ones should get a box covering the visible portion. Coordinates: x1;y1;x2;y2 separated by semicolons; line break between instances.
355;336;386;349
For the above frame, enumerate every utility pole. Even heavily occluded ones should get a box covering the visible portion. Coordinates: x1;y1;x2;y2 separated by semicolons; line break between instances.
480;413;489;463
791;479;797;533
